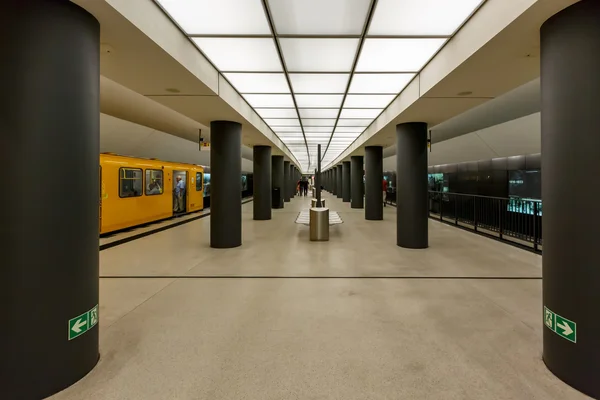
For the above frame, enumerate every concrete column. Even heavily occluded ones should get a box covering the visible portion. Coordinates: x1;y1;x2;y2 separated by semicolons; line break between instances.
1;2;100;398
396;123;428;249
342;161;351;202
210;121;242;248
253;146;271;220
541;1;600;398
351;156;364;209
271;155;284;208
336;165;343;198
365;146;383;220
283;161;290;202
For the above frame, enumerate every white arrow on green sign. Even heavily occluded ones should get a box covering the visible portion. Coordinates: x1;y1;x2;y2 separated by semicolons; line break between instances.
68;305;98;340
544;306;576;343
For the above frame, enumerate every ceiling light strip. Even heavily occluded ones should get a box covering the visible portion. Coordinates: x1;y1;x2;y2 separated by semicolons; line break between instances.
260;0;310;171
321;0;379;162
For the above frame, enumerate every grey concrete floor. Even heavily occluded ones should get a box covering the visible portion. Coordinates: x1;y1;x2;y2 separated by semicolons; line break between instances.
50;194;590;400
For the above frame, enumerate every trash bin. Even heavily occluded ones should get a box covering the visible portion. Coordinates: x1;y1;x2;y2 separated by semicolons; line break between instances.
272;187;282;208
310;207;329;241
311;199;325;208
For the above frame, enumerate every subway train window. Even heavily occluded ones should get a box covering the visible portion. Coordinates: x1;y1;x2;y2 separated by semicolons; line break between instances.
119;168;143;198
196;172;203;191
146;169;163;195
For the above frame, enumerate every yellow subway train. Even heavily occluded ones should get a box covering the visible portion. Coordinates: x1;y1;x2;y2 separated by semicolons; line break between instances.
100;153;204;234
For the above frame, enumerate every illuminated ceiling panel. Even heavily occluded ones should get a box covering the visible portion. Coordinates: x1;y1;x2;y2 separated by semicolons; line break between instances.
243;94;295;108
349;73;415;94
192;38;282;72
156;0;270;35
224;73;289;93
280;39;359;72
356;39;447;72
157;0;486;171
289;74;349;94
268;0;371;35
369;0;484;36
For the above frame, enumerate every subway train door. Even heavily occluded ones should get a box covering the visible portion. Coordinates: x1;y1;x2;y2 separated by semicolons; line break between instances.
172;170;188;214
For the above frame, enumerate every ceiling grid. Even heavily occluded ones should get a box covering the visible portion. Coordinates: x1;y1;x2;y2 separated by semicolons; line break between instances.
155;0;486;172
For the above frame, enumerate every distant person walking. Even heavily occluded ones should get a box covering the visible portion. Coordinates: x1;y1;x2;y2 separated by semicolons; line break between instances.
382;178;388;207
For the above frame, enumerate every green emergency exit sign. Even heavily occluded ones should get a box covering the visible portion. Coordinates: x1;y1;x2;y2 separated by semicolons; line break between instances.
68;305;98;340
544;306;576;343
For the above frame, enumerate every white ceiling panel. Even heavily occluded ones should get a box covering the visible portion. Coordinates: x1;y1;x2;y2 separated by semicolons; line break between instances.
273;126;304;132
255;108;299;118
340;108;382;118
302;119;337;127
157;0;271;35
349;73;415;94
337;118;373;127
224;73;289;93
243;94;295;108
280;39;359;72
193;38;282;72
299;109;340;119
304;127;334;133
289;74;349;94
268;0;371;35
296;94;344;108
369;0;484;36
356;38;447;72
344;94;395;108
334;126;365;133
264;118;300;126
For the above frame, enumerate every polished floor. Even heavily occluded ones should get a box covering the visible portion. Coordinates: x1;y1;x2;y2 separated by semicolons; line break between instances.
51;194;589;400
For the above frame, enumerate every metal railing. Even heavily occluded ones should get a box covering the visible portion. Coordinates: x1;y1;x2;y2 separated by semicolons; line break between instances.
427;191;542;252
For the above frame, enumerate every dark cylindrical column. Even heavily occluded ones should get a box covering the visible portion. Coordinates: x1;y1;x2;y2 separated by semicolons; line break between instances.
291;166;296;197
396;123;428;249
336;165;343;198
342;161;351;202
210;121;242;248
332;169;337;196
253;146;271;220
271;155;284;208
283;161;291;202
541;2;600;398
291;164;296;198
351;156;364;209
365;146;383;220
1;2;100;398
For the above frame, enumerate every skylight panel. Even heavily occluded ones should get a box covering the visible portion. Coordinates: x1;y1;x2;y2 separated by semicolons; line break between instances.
349;73;415;94
268;0;371;35
368;0;484;36
264;118;300;126
256;108;299;119
356;39;446;72
299;109;340;119
337;119;373;127
289;74;349;94
223;73;289;93
343;94;395;108
243;94;294;108
156;0;271;35
339;109;382;118
280;39;359;72
295;95;344;108
302;119;337;127
193;38;282;72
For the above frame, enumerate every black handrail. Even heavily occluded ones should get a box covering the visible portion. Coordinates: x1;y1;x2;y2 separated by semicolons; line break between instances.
427;191;542;253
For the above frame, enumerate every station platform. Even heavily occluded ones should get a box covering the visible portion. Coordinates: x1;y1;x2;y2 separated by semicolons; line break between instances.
51;194;588;400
